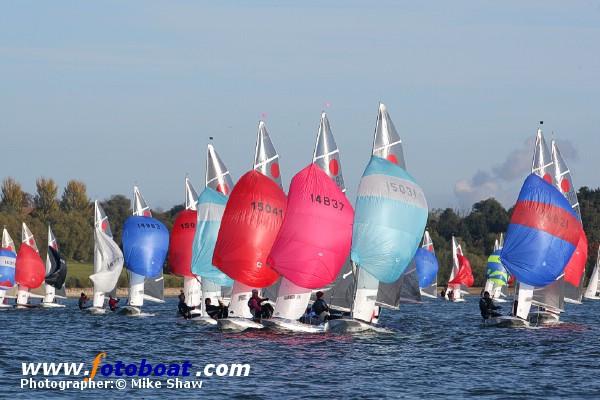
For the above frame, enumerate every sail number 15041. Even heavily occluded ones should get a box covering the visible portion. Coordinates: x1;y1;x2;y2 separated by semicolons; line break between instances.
250;202;283;217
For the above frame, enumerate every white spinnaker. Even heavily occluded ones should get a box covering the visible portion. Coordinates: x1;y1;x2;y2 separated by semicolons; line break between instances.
273;112;344;322
584;248;600;299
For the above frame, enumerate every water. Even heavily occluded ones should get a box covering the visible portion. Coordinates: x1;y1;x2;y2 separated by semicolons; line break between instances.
1;297;599;399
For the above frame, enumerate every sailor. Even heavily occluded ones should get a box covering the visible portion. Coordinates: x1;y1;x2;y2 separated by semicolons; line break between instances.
311;291;330;323
78;292;89;310
205;298;227;319
178;290;191;319
248;289;271;321
440;288;446;298
447;290;455;302
479;291;501;319
108;296;120;312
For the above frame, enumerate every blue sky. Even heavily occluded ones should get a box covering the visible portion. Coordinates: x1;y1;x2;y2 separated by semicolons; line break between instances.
1;1;599;211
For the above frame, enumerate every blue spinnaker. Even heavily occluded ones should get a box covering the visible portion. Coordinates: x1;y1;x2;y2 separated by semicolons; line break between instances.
0;248;16;289
500;174;580;287
415;247;438;288
122;216;169;278
351;156;428;283
191;188;234;287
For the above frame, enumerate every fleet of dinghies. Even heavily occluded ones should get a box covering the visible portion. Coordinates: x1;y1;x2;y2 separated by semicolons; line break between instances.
0;109;596;333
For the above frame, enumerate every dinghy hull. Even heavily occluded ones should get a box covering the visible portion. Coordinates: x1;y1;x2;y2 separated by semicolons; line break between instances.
325;318;375;333
217;317;264;332
482;315;530;328
40;302;66;308
262;318;325;333
87;307;107;315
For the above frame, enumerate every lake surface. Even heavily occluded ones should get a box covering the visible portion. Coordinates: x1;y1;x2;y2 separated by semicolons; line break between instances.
1;297;599;399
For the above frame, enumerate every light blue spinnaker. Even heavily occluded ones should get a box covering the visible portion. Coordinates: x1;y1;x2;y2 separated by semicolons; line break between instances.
351;156;428;283
191;188;233;287
190;144;235;288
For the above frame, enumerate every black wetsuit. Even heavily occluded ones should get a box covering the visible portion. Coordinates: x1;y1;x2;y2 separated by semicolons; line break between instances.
479;297;501;319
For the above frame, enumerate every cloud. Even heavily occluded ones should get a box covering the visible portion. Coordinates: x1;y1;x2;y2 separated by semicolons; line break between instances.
454;137;579;208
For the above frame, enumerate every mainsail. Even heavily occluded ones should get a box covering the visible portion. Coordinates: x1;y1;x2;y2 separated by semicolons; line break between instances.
15;223;45;305
484;237;508;300
415;231;439;298
584;247;600;299
350;103;428;322
122;186;169;307
268;112;353;320
90;201;124;307
213;121;285;317
551;140;587;304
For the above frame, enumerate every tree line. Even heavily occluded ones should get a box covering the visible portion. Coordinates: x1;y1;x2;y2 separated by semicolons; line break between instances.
1;177;598;287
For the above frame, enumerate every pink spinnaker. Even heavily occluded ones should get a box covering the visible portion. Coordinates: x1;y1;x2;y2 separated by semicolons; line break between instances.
268;164;354;289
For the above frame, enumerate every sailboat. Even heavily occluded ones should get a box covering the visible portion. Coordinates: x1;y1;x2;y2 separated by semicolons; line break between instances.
445;236;474;302
327;103;428;333
38;226;67;308
551;140;588;305
416;230;439;299
484;235;509;303
266;112;354;332
89;201;124;314
499;127;581;328
15;223;45;308
190;144;235;324
584;247;600;300
213;121;286;331
120;186;169;316
169;177;203;318
0;228;17;309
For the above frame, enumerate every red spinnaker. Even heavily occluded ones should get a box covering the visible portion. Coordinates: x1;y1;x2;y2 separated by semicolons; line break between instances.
168;209;197;277
268;164;354;289
564;229;588;287
15;244;45;289
449;254;474;287
213;171;285;288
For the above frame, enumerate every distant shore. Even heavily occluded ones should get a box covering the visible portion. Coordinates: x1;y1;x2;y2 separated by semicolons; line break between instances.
64;287;487;298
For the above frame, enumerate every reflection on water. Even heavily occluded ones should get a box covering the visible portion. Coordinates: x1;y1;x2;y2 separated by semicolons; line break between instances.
1;297;599;399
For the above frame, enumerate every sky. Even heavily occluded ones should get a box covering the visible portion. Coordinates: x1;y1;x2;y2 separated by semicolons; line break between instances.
1;1;599;211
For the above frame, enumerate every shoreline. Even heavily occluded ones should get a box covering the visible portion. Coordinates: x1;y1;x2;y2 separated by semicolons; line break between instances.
64;287;487;298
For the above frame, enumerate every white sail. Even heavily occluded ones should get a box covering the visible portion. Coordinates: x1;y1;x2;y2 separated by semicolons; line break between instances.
42;226;66;303
206;144;234;195
185;177;199;211
253;120;283;188
0;228;16;306
2;228;15;250
90;201;124;297
584;248;600;300
419;230;438;298
552;140;585;304
183;177;201;309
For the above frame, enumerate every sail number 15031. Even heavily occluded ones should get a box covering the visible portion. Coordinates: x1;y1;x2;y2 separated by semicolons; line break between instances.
310;194;345;210
250;202;283;217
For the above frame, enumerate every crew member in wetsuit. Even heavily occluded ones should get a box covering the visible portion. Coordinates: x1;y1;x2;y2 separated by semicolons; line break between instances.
78;292;89;310
479;291;502;319
440;288;447;298
108;296;120;312
311;291;330;323
205;298;227;319
248;289;272;321
447;290;455;302
178;290;191;319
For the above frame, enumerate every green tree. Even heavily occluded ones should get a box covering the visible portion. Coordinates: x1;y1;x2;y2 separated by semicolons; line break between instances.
60;180;90;213
0;178;26;214
33;177;60;223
